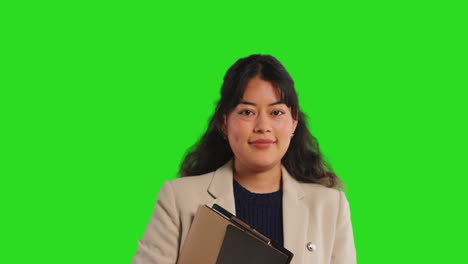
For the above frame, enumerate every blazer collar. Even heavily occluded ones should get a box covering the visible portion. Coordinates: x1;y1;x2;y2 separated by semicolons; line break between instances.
206;158;305;208
206;158;308;263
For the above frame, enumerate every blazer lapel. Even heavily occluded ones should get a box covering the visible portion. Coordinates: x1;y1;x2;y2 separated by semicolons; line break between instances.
205;159;308;263
282;165;308;264
205;159;236;214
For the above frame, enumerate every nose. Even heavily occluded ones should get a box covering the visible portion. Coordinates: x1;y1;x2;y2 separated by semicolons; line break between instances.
253;111;272;133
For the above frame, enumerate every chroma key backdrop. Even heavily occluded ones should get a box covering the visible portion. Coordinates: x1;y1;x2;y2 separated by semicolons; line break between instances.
1;1;466;263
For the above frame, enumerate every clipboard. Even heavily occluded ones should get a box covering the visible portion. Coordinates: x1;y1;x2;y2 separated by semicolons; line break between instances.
177;204;293;264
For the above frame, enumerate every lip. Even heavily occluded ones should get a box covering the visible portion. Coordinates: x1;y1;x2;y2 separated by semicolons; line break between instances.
250;139;276;144
249;139;276;149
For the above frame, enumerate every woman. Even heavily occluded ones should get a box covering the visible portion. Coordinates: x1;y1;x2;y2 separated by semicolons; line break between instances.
132;55;356;264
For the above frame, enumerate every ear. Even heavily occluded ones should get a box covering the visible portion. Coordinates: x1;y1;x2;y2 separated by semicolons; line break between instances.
292;109;299;133
292;119;298;134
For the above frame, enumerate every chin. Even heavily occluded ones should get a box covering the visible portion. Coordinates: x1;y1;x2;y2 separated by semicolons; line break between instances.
244;156;279;171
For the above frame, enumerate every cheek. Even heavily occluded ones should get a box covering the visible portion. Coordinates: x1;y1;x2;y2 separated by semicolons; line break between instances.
274;121;293;137
227;119;251;142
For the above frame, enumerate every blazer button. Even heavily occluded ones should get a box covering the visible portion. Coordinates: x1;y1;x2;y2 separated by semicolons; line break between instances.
307;242;317;252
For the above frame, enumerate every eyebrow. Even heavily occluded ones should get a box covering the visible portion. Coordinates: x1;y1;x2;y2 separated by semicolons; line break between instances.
240;100;285;106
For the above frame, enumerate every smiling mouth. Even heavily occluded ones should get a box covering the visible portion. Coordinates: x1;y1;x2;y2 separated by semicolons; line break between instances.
249;142;276;149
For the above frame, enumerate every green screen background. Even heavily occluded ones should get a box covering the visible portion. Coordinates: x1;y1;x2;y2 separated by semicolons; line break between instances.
1;1;466;263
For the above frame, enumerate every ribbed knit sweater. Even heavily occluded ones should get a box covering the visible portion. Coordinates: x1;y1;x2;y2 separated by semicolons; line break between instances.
233;178;284;247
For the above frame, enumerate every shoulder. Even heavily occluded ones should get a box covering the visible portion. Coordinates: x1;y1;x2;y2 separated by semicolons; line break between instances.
154;171;218;227
299;182;341;198
157;171;215;204
166;171;215;190
297;182;348;211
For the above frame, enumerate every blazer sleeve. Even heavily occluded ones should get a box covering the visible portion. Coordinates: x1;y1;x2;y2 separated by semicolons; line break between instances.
331;191;357;264
132;181;181;264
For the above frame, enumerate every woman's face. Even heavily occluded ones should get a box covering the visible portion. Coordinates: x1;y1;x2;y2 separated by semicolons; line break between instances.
223;76;298;171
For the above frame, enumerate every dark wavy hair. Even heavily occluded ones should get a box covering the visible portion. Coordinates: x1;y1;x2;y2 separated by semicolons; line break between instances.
179;54;342;189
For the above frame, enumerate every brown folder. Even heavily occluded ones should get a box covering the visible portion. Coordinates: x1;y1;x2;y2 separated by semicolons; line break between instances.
176;204;293;264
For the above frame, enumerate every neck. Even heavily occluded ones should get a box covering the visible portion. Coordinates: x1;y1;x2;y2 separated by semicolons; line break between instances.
232;158;282;193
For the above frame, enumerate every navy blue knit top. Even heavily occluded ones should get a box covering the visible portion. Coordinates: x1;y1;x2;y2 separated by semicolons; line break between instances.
233;178;284;247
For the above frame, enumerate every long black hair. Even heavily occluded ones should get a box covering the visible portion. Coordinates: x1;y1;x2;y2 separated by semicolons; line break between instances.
179;54;342;188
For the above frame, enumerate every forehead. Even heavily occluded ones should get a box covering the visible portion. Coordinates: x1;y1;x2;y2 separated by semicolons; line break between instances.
241;76;282;103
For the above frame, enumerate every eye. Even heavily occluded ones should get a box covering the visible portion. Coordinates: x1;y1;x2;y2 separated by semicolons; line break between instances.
239;110;254;116
272;110;285;116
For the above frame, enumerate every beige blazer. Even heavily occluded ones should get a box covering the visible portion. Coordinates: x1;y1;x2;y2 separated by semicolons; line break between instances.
132;159;356;264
